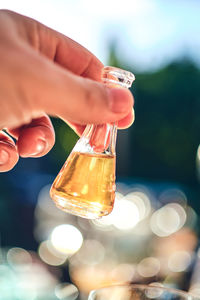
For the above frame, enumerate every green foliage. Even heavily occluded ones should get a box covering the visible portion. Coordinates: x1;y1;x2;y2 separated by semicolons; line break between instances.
49;118;78;171
108;52;200;184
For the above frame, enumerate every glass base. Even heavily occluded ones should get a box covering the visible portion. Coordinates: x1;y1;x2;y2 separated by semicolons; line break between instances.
51;192;112;219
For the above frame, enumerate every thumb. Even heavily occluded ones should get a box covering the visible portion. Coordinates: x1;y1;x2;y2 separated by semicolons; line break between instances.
32;54;134;125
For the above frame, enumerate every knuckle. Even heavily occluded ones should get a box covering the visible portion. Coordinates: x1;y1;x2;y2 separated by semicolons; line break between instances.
83;81;107;113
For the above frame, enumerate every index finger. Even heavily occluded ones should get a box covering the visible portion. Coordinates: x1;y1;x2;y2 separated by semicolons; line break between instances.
66;108;135;137
32;15;103;80
5;10;103;81
53;35;103;81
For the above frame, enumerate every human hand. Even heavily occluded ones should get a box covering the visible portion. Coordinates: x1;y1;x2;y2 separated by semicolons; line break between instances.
0;10;134;172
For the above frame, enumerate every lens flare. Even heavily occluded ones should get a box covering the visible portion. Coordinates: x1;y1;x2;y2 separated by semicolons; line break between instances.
111;264;135;282
38;241;67;266
76;240;105;265
51;224;83;255
7;247;32;270
125;191;151;220
150;203;186;237
111;199;140;230
145;283;164;299
168;251;192;272
137;257;160;277
55;283;79;300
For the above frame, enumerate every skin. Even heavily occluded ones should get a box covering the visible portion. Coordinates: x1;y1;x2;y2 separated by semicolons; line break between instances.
0;10;134;172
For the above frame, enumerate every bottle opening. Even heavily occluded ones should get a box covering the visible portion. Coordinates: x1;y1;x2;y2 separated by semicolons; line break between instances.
101;66;135;88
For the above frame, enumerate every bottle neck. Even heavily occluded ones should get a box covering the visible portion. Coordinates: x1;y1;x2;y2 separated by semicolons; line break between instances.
82;123;117;155
73;66;134;156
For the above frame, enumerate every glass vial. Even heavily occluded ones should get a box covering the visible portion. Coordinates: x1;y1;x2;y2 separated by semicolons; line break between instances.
50;66;135;219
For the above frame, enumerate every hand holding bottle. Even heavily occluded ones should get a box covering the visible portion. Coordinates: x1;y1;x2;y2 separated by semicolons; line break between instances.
0;10;134;172
50;67;135;218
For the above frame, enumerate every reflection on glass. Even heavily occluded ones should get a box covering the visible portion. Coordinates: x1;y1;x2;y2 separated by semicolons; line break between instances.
88;284;199;300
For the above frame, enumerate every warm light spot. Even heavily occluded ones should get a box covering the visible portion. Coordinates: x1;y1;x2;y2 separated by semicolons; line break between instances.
76;240;105;265
51;224;83;255
69;264;120;294
125;191;151;219
150;203;186;237
111;198;140;230
38;241;67;266
137;257;160;277
55;283;79;300
7;247;32;269
145;283;164;299
111;264;135;282
168;251;191;272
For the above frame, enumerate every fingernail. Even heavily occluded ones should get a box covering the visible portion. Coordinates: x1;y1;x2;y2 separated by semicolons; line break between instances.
0;149;9;165
30;138;46;156
107;88;131;113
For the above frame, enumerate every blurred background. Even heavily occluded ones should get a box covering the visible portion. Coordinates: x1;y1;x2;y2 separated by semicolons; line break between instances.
0;0;200;299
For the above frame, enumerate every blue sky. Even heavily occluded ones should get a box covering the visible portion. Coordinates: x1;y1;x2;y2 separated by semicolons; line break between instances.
0;0;200;71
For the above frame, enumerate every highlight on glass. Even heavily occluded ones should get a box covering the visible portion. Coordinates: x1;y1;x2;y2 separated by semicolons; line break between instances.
88;284;200;300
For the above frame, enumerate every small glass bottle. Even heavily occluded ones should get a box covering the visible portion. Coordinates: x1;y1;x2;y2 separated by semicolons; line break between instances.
50;66;135;219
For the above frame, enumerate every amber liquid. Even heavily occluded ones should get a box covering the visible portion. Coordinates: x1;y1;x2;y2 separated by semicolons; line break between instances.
50;152;116;218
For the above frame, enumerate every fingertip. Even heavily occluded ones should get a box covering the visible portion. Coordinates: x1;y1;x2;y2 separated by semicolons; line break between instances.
107;88;134;114
0;142;19;172
17;126;55;158
118;108;135;129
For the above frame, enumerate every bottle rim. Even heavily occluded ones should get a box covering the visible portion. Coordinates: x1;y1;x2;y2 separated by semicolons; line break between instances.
102;66;135;88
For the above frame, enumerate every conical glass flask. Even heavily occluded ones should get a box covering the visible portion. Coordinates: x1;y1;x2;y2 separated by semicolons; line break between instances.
50;66;135;219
